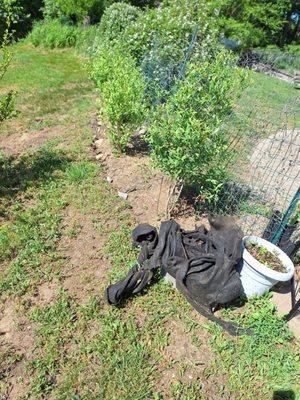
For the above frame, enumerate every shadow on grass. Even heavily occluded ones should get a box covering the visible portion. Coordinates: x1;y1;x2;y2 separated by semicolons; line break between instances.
0;145;71;211
273;389;295;400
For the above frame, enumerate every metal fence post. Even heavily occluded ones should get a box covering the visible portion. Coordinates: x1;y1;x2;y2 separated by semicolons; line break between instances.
270;187;300;245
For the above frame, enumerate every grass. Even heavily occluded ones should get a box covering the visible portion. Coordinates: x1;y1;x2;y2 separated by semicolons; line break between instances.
227;70;299;142
245;72;299;118
0;43;299;399
66;161;98;182
26;19;98;55
212;295;298;398
0;43;93;134
209;70;300;219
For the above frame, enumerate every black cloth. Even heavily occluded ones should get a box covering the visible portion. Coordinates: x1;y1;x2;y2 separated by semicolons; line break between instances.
105;223;158;305
105;216;249;335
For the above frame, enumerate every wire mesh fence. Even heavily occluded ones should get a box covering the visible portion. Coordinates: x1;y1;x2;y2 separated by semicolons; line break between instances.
140;31;300;254
189;51;299;253
210;93;300;255
218;48;299;246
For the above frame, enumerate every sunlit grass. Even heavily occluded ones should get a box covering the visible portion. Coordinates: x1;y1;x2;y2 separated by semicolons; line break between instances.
0;44;298;400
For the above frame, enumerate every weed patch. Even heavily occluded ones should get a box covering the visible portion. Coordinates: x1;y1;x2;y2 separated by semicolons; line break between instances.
208;295;298;398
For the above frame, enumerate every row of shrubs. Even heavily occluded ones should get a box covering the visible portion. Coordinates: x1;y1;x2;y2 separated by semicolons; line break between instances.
27;0;247;204
1;0;158;42
6;0;299;46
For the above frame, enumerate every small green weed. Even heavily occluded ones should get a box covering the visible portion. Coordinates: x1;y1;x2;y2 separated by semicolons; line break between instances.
170;379;205;400
239;201;273;218
246;242;286;272
66;161;98;182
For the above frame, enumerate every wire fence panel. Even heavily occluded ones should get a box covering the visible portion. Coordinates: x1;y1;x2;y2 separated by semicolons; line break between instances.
205;68;300;253
141;32;300;252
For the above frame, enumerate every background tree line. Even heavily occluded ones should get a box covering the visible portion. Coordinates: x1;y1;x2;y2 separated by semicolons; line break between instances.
1;0;299;48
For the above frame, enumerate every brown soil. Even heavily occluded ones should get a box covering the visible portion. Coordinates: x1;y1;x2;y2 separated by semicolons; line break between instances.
58;206;109;304
158;315;231;400
92;120;197;230
246;242;287;273
0;300;36;399
0;122;72;156
0;111;210;399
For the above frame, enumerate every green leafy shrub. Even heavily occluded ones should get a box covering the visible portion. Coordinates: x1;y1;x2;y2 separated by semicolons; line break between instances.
41;0;64;21
50;0;104;23
114;0;218;112
41;0;144;24
124;0;156;7
27;20;78;49
121;0;213;62
90;45;146;152
98;2;141;44
0;0;43;40
147;50;246;202
0;2;15;124
75;25;99;55
285;44;300;56
0;91;15;122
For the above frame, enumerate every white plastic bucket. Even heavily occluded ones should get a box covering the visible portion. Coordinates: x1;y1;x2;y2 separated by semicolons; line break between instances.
239;235;295;298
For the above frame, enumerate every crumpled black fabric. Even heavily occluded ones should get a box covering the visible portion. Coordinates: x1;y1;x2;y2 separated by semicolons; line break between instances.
105;224;158;305
105;216;249;336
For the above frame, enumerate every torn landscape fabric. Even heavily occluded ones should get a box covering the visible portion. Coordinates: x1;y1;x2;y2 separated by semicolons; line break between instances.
105;216;249;335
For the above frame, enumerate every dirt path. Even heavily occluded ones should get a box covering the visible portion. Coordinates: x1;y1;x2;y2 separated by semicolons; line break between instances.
253;63;295;83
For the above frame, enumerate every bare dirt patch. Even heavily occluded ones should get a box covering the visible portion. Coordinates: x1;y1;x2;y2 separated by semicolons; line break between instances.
0;300;35;351
92;121;197;230
0;301;35;399
0;123;68;156
2;359;29;400
164;319;214;368
35;281;60;305
159;317;230;399
59;206;109;303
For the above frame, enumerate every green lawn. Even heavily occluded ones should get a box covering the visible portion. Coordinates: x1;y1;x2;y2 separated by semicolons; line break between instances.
240;71;299;126
226;70;299;142
0;44;299;400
